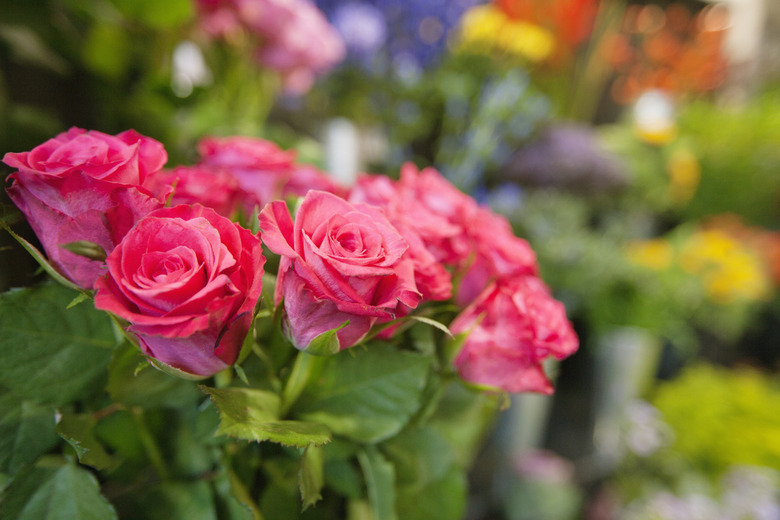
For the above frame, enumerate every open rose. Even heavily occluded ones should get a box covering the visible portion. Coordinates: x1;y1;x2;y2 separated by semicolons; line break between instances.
259;190;421;351
3;128;167;288
94;205;265;377
451;276;578;394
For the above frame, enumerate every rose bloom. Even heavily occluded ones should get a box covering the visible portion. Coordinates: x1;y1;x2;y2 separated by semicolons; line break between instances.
456;206;539;306
197;135;296;215
3;127;167;288
394;162;478;267
349;173;452;302
451;276;578;394
195;0;345;94
147;165;242;218
259;190;421;350
94;204;265;377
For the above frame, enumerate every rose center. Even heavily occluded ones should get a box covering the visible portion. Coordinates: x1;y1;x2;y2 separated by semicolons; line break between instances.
151;256;187;283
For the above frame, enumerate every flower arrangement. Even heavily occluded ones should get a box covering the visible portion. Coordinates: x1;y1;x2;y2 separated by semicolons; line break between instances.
0;127;578;518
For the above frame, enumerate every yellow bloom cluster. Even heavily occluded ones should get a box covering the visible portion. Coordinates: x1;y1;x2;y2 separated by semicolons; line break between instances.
626;229;770;304
458;5;555;63
680;229;769;304
653;363;780;474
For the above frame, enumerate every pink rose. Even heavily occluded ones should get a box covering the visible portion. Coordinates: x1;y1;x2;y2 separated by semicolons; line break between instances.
349;173;452;302
451;276;578;394
3;128;167;288
395;163;478;267
456;206;539;306
241;0;345;94
197;136;296;214
147;165;242;218
94;205;265;377
259;190;421;351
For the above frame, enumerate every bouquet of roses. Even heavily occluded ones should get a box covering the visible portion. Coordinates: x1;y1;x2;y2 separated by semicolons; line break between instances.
0;128;578;519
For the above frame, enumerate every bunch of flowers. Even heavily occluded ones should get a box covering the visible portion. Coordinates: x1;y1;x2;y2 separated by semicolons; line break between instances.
194;0;345;94
0;127;578;518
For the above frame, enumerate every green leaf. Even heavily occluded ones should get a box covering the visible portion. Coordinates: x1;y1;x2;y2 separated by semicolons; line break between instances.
406;316;453;339
294;344;432;443
201;386;331;447
380;427;454;491
429;382;500;468
0;221;81;291
66;292;91;310
396;467;466;520
299;444;324;511
357;447;396;520
0;283;116;406
0;393;58;475
0;458;118;520
55;413;112;471
305;320;349;356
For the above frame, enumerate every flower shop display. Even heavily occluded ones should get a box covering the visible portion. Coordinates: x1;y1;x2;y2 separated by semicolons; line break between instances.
0;127;579;519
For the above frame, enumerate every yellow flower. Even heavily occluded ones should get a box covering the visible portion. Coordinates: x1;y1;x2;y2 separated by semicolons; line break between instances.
626;239;674;270
680;230;770;303
458;5;555;62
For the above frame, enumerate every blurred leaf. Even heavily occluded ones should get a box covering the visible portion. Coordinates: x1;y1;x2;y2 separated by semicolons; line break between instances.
294;344;432;443
202;386;331;447
0;283;116;406
0;393;58;475
0;24;69;74
380;427;454;490
0;458;117;520
112;480;216;520
299;444;323;511
110;0;194;29
55;413;112;471
395;467;466;520
357;447;396;520
82;22;131;81
429;381;499;468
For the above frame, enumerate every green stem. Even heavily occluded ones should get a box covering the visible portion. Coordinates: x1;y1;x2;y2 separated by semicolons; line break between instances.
280;351;323;417
131;407;170;481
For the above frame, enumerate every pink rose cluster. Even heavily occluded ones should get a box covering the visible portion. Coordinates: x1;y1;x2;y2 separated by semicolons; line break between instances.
4;128;578;393
194;0;346;94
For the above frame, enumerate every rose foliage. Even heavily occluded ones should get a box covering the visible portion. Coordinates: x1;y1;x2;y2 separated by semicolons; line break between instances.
0;128;577;519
